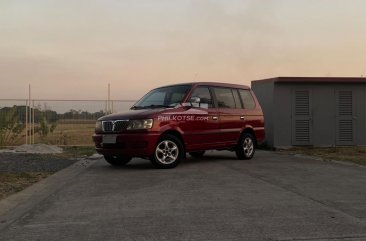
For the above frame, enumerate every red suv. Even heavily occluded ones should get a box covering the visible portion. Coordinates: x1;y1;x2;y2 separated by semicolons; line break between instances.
93;82;265;168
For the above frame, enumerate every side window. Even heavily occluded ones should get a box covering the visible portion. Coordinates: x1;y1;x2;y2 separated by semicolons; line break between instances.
213;87;236;109
232;89;243;109
190;86;214;108
239;89;256;109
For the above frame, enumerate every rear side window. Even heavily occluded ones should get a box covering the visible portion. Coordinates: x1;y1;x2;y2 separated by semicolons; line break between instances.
190;86;214;108
239;89;256;109
232;89;243;109
213;87;237;109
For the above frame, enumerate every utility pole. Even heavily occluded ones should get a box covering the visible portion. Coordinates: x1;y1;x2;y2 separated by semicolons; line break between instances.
32;100;35;144
25;99;28;145
108;83;111;114
28;84;32;145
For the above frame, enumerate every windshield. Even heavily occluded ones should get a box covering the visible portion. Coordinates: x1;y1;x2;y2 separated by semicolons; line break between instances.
132;84;192;109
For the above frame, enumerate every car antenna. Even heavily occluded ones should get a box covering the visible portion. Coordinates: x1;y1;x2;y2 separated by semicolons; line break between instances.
361;68;366;77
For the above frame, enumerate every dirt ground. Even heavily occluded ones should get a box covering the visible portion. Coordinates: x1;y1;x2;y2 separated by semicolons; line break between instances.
277;146;366;165
0;146;96;200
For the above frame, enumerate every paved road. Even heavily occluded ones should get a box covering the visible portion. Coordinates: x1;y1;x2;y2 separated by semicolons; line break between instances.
0;151;366;241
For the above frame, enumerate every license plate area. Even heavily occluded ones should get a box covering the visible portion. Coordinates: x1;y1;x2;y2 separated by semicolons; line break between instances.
102;135;117;144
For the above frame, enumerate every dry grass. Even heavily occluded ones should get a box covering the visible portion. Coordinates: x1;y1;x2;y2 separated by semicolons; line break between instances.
279;146;366;165
34;122;96;146
61;146;96;157
0;172;52;200
4;121;96;147
47;123;95;145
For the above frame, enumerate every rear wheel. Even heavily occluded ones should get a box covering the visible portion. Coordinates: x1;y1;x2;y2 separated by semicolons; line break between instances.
150;134;184;169
235;133;255;160
104;155;132;166
189;151;205;158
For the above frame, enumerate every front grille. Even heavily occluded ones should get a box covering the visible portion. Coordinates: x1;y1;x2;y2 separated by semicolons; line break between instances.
102;120;129;132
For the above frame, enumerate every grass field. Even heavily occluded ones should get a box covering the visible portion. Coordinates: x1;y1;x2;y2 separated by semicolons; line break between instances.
41;122;96;146
1;121;96;147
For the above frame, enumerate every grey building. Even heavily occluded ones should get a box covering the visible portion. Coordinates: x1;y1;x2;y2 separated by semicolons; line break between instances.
251;77;366;148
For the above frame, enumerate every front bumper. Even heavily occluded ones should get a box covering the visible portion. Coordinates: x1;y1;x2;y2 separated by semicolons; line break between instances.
92;132;160;157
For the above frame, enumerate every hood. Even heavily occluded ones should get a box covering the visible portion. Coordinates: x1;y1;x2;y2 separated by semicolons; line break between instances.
98;108;173;121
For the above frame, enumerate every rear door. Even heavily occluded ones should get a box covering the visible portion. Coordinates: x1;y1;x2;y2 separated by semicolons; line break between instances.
212;87;244;145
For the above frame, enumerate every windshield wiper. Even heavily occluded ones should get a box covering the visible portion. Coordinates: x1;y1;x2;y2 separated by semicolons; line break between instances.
140;104;171;109
131;104;173;110
145;104;172;109
130;106;143;110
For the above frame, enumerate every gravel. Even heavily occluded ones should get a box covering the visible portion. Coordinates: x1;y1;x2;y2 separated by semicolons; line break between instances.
0;144;63;154
0;153;78;173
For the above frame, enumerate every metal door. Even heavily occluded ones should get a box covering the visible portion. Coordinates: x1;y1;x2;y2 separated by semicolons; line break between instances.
292;90;313;145
335;90;355;145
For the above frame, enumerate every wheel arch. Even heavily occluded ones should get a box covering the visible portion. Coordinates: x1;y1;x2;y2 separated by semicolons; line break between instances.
160;130;186;151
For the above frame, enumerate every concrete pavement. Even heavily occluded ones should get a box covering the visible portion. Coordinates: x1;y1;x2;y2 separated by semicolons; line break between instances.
0;151;365;241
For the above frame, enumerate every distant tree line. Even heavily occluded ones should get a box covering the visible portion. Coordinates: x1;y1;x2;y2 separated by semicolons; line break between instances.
0;106;106;123
61;109;106;120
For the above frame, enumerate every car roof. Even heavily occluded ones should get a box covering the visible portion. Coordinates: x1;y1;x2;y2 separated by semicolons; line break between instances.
158;82;250;89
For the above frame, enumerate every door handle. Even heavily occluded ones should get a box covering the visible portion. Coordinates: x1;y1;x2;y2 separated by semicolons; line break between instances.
240;116;245;120
212;116;218;120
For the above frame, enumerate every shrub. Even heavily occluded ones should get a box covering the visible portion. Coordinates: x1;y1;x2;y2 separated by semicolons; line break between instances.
0;106;25;146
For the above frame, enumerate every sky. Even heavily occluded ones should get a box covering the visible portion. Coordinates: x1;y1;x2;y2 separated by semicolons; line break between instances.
1;0;366;100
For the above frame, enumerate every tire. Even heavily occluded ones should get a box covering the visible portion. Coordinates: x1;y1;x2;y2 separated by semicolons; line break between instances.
189;151;205;158
150;134;184;169
235;133;256;160
104;155;132;166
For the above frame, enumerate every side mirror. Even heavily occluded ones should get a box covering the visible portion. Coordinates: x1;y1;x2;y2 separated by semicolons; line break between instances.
190;97;201;107
190;97;201;103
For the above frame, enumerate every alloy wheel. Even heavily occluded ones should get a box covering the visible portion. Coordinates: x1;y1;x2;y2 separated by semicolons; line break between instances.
155;140;179;164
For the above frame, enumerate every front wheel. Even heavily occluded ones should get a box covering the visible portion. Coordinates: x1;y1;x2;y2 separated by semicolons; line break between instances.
150;134;184;169
235;133;256;160
104;155;132;166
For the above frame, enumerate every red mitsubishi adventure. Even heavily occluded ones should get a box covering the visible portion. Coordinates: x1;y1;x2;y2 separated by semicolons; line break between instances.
93;82;265;168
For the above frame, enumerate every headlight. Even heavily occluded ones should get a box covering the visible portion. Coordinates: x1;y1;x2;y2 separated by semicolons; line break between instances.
95;121;102;132
126;119;153;130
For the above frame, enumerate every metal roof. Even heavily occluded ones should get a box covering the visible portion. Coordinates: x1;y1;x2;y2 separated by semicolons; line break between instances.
252;77;366;84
